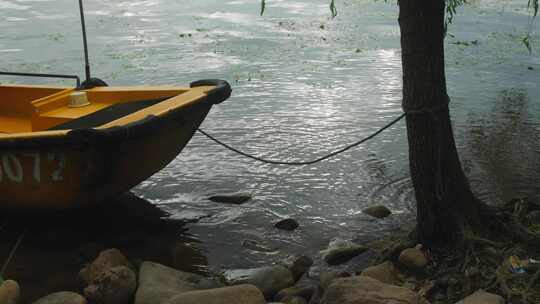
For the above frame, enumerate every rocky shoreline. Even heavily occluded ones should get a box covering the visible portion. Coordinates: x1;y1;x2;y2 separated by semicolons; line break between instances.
0;239;507;304
0;194;537;304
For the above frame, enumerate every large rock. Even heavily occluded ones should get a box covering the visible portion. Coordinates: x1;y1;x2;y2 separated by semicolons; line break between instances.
319;271;345;290
83;248;132;284
0;280;20;304
32;292;86;304
135;261;222;304
321;240;368;265
164;284;265;304
360;261;396;284
282;255;313;281
399;247;428;270
321;276;428;304
224;265;295;299
455;290;504;304
84;266;137;304
362;205;391;219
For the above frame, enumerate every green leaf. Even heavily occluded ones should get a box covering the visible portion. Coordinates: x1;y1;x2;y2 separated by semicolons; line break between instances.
0;274;4;285
260;0;266;16
523;35;532;54
330;0;338;18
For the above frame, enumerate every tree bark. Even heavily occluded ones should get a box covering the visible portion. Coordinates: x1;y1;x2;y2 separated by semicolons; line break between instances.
398;0;487;246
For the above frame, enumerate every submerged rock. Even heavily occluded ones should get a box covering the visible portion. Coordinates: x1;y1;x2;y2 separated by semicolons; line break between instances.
209;193;252;204
0;280;20;304
32;292;86;304
321;276;427;304
455;290;504;304
362;205;391;219
223;265;295;299
84;266;137;304
135;261;222;304
321;240;368;265
360;261;396;284
274;218;299;231
242;240;276;253
164;284;265;304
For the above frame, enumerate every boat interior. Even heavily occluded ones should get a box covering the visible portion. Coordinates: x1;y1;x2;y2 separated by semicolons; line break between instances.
0;85;191;134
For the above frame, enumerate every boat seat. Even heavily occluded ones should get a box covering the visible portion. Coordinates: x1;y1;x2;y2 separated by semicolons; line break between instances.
48;96;169;130
0;115;33;133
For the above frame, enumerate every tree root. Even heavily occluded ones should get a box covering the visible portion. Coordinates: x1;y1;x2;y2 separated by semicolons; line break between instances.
524;269;540;304
495;264;515;301
490;197;540;246
371;198;540;304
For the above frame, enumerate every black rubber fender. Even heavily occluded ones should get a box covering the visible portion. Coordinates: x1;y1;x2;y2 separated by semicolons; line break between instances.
190;79;231;104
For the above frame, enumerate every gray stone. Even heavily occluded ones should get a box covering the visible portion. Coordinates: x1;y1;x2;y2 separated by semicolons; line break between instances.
209;193;252;204
223;265;295;299
455;290;504;304
32;292;86;304
274;219;299;231
362;205;391;219
282;296;308;304
319;271;340;290
85;248;132;284
321;276;428;304
282;255;313;281
399;247;428;270
135;261;222;304
164;284;265;304
84;266;137;304
360;261;396;284
321;240;368;265
275;285;315;302
0;280;20;304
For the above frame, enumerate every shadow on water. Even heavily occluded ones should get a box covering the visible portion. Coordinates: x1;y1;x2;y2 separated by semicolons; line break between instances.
0;193;208;303
465;89;540;204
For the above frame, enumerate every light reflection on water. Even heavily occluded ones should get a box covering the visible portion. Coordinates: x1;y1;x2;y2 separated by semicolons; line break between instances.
0;0;539;269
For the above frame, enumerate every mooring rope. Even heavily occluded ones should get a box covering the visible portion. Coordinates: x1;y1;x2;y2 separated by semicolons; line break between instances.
197;113;406;166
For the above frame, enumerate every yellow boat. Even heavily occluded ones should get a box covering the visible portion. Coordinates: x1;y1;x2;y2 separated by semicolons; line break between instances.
0;79;231;209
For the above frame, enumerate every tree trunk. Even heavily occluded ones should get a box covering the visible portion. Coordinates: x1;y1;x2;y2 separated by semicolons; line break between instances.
398;0;487;246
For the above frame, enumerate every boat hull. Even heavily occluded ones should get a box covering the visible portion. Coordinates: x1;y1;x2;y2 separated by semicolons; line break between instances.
0;80;230;210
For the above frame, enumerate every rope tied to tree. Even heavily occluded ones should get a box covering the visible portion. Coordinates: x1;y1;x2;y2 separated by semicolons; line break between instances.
198;112;405;166
199;96;450;174
402;95;451;200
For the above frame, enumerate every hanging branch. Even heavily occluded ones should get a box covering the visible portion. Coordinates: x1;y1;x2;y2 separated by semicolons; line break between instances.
330;0;338;18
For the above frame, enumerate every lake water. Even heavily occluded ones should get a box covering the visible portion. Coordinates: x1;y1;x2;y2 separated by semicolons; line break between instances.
1;0;539;271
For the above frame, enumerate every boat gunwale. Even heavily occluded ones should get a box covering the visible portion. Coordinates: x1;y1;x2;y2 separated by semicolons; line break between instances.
0;79;231;147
